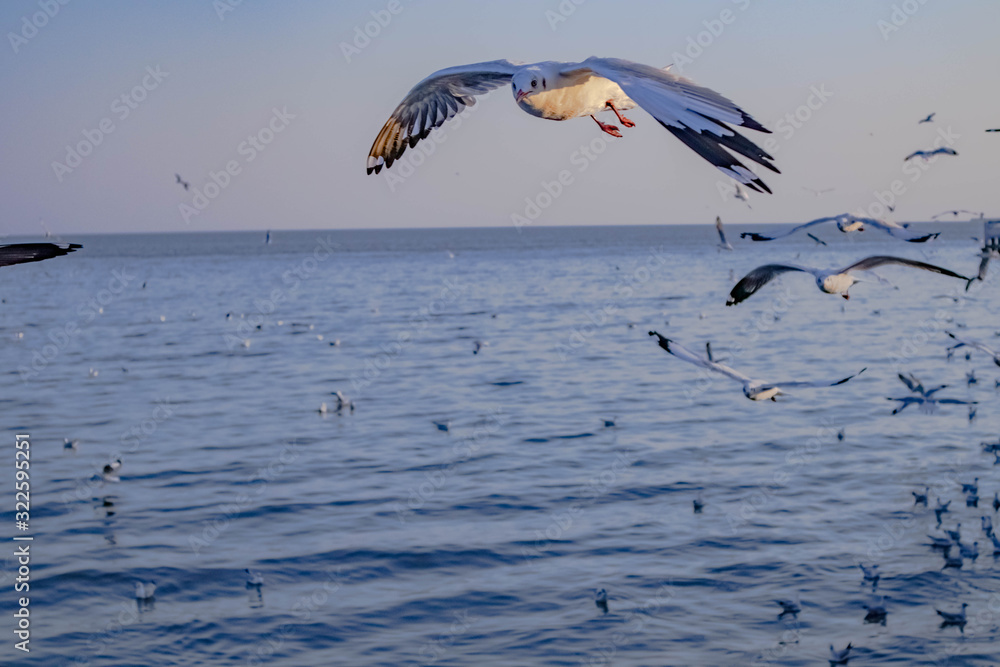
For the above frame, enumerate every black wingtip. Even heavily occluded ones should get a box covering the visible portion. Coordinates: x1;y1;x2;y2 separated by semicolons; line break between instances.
739;233;772;242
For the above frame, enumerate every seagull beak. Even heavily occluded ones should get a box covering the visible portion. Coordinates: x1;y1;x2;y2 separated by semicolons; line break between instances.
515;89;529;102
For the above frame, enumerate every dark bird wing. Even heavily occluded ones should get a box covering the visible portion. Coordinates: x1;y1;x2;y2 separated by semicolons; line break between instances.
898;372;923;394
727;264;810;305
776;367;866;389
0;243;82;268
367;60;523;174
577;58;779;193
841;256;970;283
806;233;827;246
647;331;751;384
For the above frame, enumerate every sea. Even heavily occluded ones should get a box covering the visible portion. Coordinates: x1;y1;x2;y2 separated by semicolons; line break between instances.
1;221;998;666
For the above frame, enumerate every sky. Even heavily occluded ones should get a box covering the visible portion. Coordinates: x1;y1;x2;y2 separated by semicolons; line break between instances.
1;0;998;235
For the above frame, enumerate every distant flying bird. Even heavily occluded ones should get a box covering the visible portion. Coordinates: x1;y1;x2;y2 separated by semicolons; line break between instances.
918;112;936;124
63;438;79;450
829;642;853;664
0;242;81;268
648;332;864;401
367;57;780;191
594;588;608;613
802;186;834;196
935;603;968;626
332;390;355;413
863;597;888;624
912;487;929;506
888;394;976;415
897;372;948;398
726;255;970;305
904;147;958;161
931;209;984;220
103;458;122;478
715;216;733;251
807;232;827;246
733;183;752;208
741;214;938;243
945;331;1000;366
987;128;1000;132
773;599;801;617
175;173;190;190
432;420;451;432
245;569;264;587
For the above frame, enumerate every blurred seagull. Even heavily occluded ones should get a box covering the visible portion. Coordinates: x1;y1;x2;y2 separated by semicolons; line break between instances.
245;569;264;587
432;420;451;432
63;438;79;450
594;588;608;613
935;603;968;627
333;390;355;413
994;492;1000;512
715;216;734;250
741;213;938;243
904;147;958;161
945;331;1000;366
648;332;864;401
726;255;969;305
859;563;879;588
898;372;948;398
928;535;954;549
912;487;929;505
961;478;979;495
733;183;752;208
103;458;122;480
945;524;962;542
773;599;801;618
0;242;82;268
863;597;888;624
134;581;156;600
368;57;780;191
829;642;852;664
918;112;936;124
931;209;984;220
934;498;951;523
175;173;190;190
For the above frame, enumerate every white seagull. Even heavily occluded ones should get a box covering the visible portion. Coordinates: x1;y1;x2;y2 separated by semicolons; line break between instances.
829;642;852;664
0;242;82;268
918;112;936;124
904;147;958;161
245;568;264;587
726;255;970;305
945;331;1000;367
367;57;780;191
715;216;733;251
134;581;157;600
741;214;939;243
733;183;753;208
648;332;864;401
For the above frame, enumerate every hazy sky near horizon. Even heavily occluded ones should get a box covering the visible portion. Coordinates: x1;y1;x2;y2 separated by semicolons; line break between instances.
2;0;998;236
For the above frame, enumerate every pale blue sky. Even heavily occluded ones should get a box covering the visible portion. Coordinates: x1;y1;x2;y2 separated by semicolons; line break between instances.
2;0;998;235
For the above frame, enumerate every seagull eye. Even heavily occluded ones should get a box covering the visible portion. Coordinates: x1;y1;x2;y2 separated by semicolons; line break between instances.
531;79;537;88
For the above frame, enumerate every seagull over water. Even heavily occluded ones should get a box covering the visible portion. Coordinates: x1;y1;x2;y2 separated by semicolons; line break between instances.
367;57;780;191
648;332;864;401
0;242;81;268
945;331;1000;367
829;642;853;665
726;255;970;305
134;581;156;600
918;112;936;124
741;214;939;243
715;216;733;251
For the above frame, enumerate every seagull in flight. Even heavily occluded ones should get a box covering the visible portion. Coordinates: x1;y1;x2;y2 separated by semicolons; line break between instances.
648;332;864;401
726;255;970;305
715;216;733;251
740;214;939;243
918;112;936;124
367;57;780;191
733;183;752;208
897;372;948;398
0;242;81;268
946;331;1000;366
904;147;958;161
935;603;968;627
134;581;157;600
987;128;1000;132
829;642;853;665
175;173;190;190
931;209;984;220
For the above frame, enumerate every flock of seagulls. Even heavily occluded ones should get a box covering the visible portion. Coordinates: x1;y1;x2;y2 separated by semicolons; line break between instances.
740;213;939;244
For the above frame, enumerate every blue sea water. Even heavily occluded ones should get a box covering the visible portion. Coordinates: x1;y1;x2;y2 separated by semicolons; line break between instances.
1;221;998;666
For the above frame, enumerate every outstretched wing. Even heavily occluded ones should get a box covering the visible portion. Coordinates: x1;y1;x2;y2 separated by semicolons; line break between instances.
572;57;779;192
842;255;969;282
849;216;939;243
898;372;922;394
367;60;523;174
739;215;846;242
776;367;866;389
806;233;828;246
727;264;810;305
0;243;82;268
647;331;751;384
